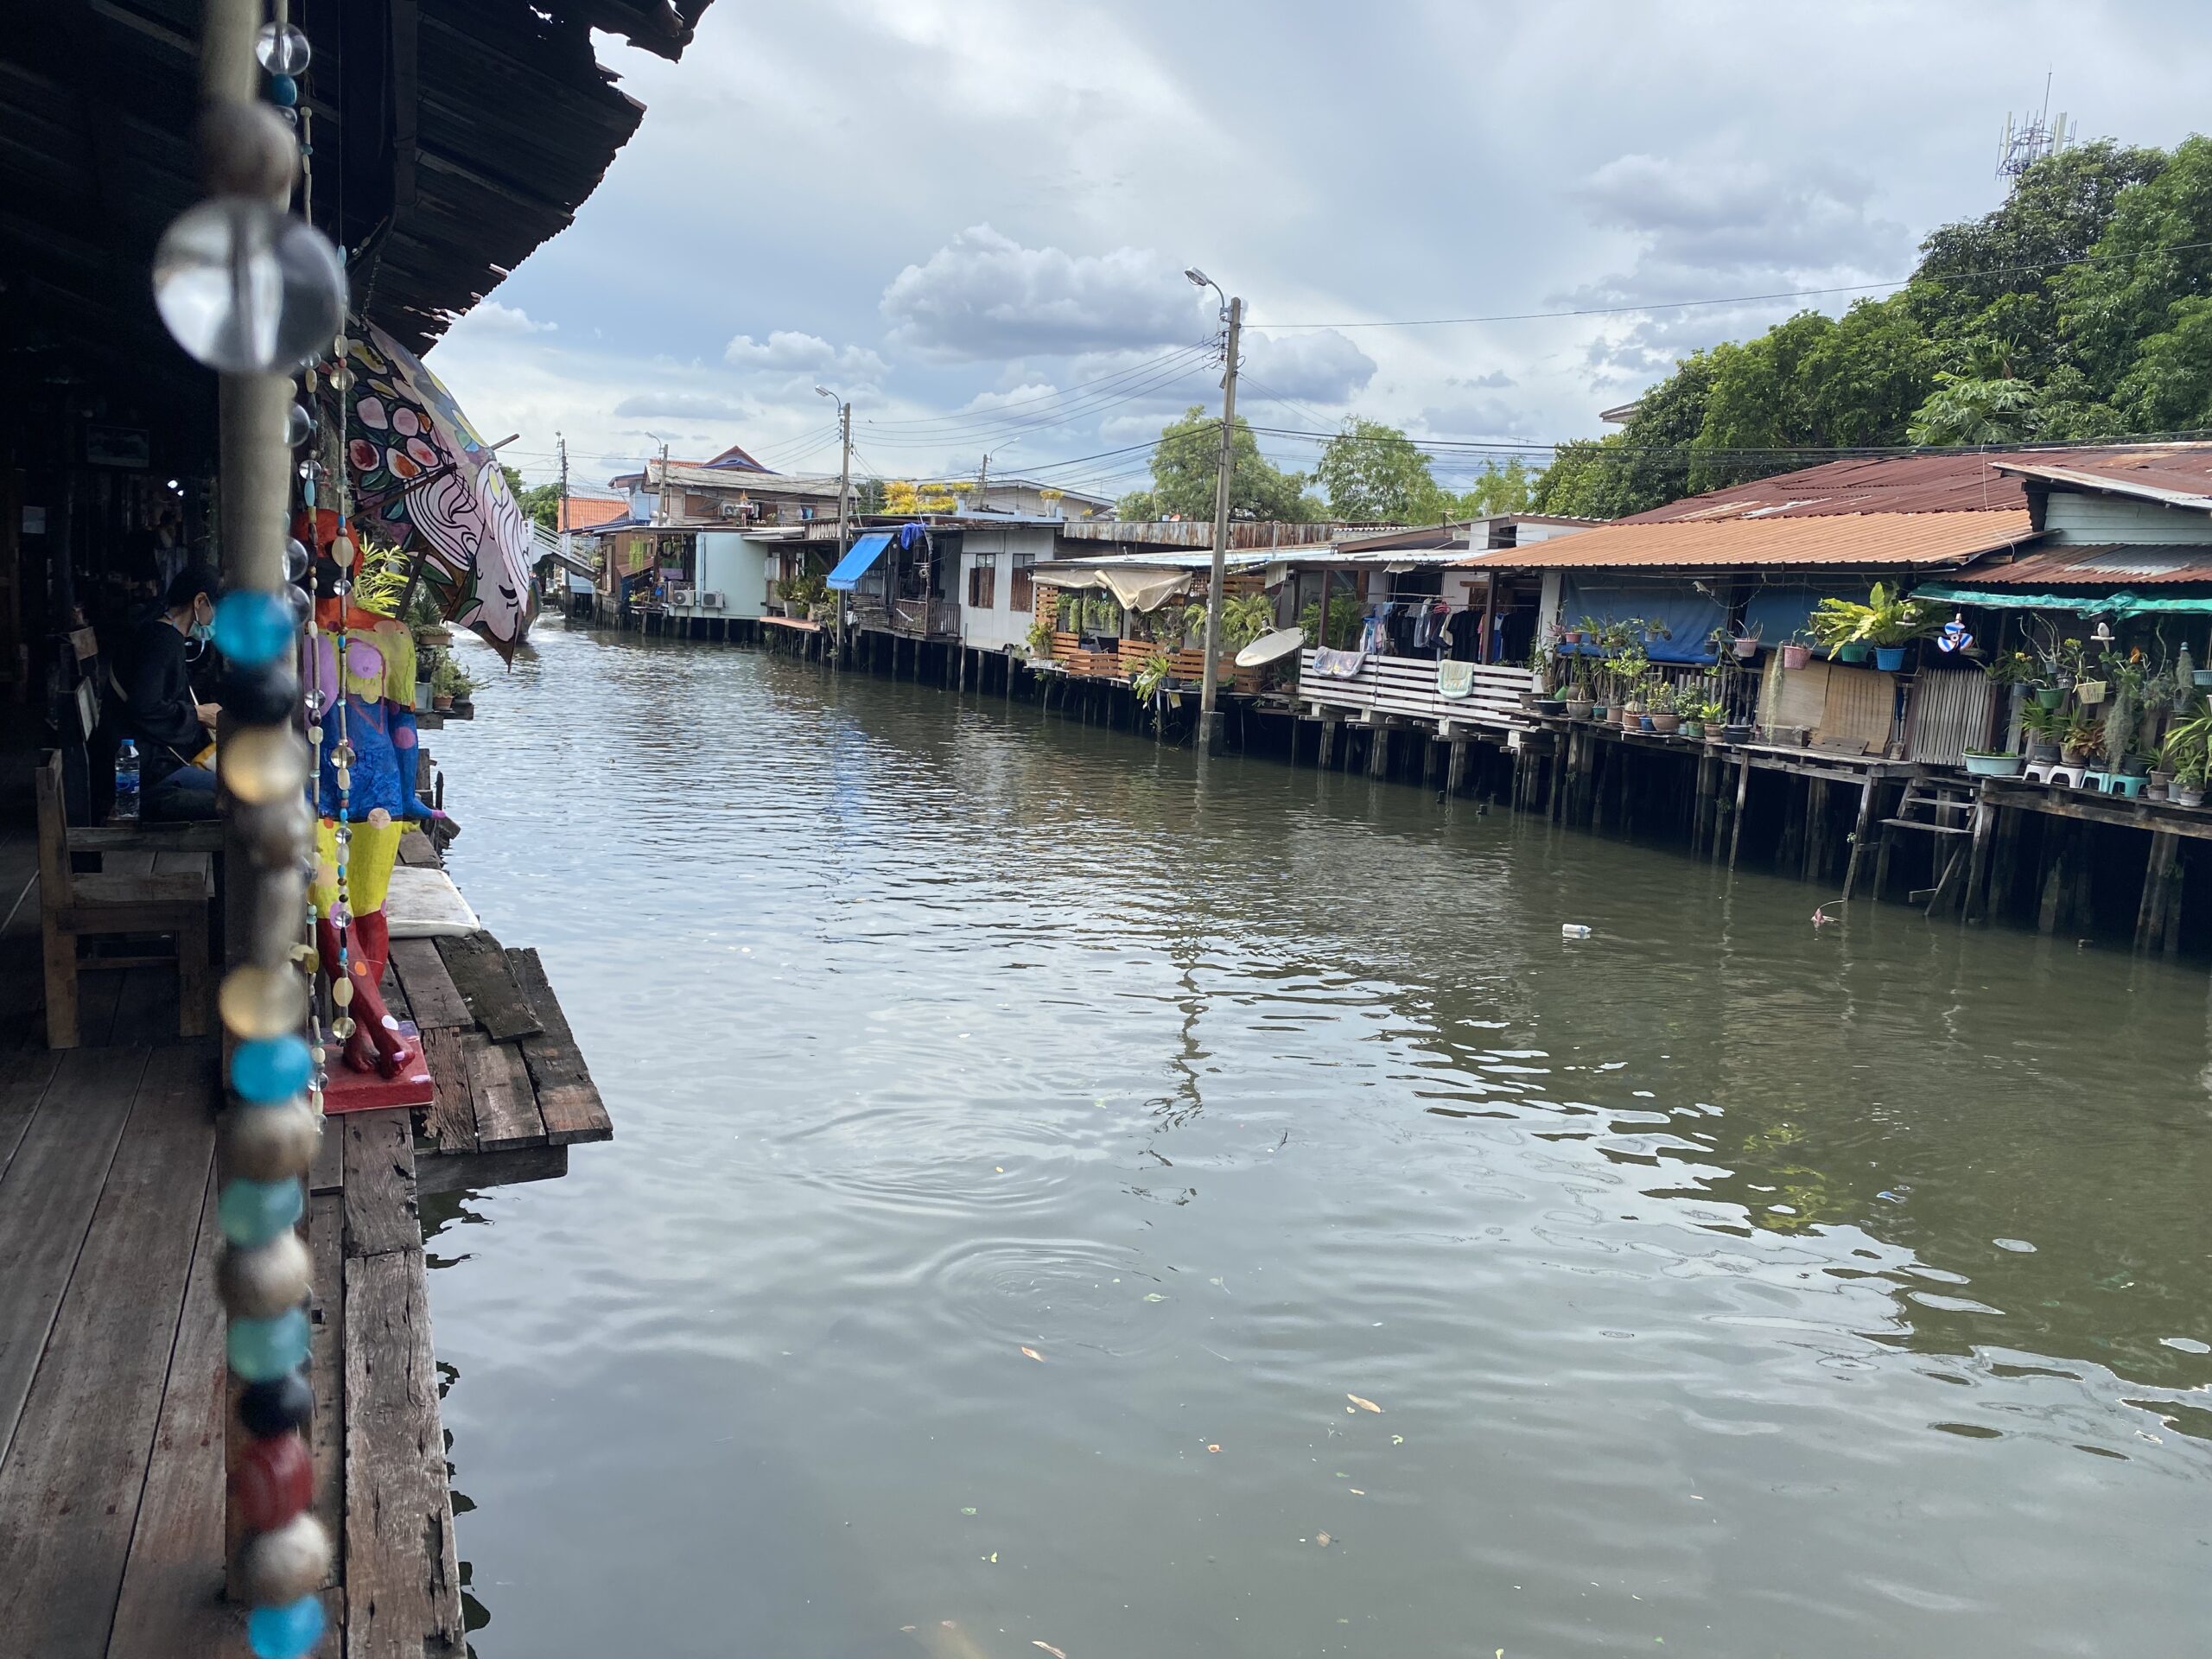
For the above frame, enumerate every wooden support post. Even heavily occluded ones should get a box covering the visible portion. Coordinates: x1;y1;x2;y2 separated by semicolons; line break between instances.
1368;723;1390;779
1802;779;1828;884
1963;798;1995;923
1843;779;1875;898
2137;830;2178;952
1986;802;2021;924
1446;739;1469;795
2037;821;2070;934
1319;720;1338;770
1726;753;1750;872
2164;842;2185;959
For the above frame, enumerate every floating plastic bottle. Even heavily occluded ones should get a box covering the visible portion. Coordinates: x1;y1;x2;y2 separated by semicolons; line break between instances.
1560;924;1593;938
113;740;140;823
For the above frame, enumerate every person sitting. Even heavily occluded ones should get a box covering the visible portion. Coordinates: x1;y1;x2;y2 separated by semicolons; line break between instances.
114;563;224;821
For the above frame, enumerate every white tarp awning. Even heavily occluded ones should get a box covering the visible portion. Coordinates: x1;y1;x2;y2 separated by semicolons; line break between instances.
1028;564;1193;612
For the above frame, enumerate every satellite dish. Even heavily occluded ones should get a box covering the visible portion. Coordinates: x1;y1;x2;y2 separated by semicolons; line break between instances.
1236;627;1306;668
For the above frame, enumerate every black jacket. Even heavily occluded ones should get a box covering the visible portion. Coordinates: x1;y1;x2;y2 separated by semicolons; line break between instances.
117;616;207;786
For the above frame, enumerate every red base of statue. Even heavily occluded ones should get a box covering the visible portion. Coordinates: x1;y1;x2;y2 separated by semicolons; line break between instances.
321;1022;434;1115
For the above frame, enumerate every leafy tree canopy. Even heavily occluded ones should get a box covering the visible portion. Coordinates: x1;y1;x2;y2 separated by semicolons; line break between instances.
1316;418;1450;523
1122;406;1321;522
1534;136;2212;518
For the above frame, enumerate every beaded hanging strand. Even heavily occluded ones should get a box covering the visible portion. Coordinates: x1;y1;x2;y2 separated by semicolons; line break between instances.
153;2;340;1656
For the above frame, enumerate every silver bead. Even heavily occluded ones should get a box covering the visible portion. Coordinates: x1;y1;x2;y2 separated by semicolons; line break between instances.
218;1230;312;1319
221;1099;321;1183
237;1515;332;1605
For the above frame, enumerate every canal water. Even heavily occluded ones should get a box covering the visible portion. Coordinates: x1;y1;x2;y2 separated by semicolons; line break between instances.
424;624;2210;1658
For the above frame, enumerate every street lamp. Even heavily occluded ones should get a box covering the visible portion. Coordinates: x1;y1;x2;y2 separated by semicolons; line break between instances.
1185;264;1242;753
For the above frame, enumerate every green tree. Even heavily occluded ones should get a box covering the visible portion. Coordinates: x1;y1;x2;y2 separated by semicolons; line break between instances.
1315;418;1448;523
1452;458;1535;518
1131;406;1320;521
1907;372;2043;445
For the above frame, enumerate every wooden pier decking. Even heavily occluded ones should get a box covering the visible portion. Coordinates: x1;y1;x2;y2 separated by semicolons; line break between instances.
0;810;609;1656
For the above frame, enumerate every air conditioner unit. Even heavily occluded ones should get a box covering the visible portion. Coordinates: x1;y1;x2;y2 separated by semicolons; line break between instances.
668;588;694;607
699;592;724;610
717;499;744;518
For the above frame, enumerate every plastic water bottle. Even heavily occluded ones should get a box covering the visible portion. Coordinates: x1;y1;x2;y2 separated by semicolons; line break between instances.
114;739;141;823
1560;923;1592;938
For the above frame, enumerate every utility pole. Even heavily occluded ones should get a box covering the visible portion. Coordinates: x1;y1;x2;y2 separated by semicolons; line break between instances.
656;439;669;525
1197;293;1243;754
836;398;852;664
978;450;988;510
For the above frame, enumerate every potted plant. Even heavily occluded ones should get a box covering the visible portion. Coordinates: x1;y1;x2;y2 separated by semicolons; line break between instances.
1649;683;1681;734
2061;710;2103;768
1130;650;1175;702
1962;748;2024;778
1026;620;1056;660
2174;756;2208;808
431;655;473;712
1780;632;1813;671
1834;639;1872;665
1812;583;1938;672
1685;699;1725;742
1566;677;1595;721
2015;700;2062;763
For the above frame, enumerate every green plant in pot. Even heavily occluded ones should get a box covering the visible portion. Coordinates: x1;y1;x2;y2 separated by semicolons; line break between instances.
2162;697;2212;804
1810;582;1937;671
1648;682;1681;733
2061;709;2104;767
2017;699;2066;762
1026;619;1056;660
1130;650;1175;702
430;654;474;710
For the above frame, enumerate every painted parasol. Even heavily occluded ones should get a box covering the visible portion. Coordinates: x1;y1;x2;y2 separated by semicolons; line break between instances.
343;322;535;661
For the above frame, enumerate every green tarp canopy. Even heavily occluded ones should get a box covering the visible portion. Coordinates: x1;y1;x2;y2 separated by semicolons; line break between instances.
1912;583;2212;617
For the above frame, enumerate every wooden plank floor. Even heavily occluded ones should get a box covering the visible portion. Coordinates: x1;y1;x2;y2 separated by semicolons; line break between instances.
0;768;613;1657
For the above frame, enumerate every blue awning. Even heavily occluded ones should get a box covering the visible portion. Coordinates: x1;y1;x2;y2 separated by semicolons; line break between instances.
826;531;893;591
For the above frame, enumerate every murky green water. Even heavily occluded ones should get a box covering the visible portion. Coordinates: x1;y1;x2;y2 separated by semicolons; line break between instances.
424;624;2211;1658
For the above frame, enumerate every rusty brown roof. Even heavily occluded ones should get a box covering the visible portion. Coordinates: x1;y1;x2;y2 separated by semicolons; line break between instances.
1988;446;2212;511
1955;543;2212;587
1624;454;2029;521
1481;510;2039;570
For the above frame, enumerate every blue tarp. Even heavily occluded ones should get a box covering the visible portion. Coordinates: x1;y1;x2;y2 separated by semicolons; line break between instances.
1560;580;1725;664
1742;586;1827;650
826;531;893;591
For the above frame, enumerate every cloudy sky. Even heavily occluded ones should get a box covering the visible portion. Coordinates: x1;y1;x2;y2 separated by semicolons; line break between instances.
426;0;2211;504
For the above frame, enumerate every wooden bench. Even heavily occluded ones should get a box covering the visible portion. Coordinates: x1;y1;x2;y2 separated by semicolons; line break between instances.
35;753;212;1048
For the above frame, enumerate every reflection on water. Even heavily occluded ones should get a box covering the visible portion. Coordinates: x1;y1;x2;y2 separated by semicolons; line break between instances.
422;626;2212;1658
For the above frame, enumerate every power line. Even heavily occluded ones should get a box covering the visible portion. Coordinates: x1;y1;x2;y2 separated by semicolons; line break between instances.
854;340;1216;428
1249;238;2212;331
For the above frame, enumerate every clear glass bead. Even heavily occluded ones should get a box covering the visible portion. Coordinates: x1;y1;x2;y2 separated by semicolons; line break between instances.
302;688;324;715
297;458;322;481
151;198;346;376
219;964;307;1041
283;536;311;582
286;403;314;447
256;21;313;75
283;584;313;628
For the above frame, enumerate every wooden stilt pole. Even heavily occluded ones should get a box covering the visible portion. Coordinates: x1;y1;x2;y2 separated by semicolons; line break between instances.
1963;797;1995;922
2136;830;2177;951
1843;779;1874;898
1726;753;1750;872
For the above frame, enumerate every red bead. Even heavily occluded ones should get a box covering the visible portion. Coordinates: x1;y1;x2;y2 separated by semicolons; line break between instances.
230;1431;312;1531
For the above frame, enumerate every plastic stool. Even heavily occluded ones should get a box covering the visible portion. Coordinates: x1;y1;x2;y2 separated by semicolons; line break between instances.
2109;773;2146;799
2050;765;2088;790
2024;761;2056;785
2083;770;2112;792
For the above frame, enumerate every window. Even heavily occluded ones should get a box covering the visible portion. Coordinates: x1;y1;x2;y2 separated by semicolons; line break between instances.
1008;558;1034;616
968;552;996;609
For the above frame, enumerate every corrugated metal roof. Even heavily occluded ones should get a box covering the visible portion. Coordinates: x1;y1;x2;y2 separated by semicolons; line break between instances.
1990;448;2212;512
557;497;627;532
1478;511;2038;569
1958;543;2212;587
1057;519;1379;548
1626;454;2031;521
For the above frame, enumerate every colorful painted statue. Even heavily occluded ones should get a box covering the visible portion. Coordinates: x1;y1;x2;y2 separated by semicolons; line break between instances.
303;602;443;1077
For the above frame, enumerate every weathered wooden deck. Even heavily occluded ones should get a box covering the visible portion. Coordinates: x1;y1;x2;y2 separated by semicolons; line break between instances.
0;805;609;1656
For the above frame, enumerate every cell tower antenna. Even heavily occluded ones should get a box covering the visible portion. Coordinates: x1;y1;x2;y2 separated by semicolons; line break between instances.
1996;72;2069;185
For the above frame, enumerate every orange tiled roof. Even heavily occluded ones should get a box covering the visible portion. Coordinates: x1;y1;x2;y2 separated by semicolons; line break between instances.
558;496;627;532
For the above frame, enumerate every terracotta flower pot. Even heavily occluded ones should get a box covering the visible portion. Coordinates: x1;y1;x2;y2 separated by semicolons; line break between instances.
1781;643;1811;670
1650;711;1681;734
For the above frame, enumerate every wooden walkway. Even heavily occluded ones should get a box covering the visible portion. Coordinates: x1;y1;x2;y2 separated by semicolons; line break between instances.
0;804;611;1656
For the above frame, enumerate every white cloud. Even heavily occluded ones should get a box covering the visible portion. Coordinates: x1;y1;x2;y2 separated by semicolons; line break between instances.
461;300;556;335
1239;329;1377;407
612;391;753;421
722;330;888;381
880;225;1205;360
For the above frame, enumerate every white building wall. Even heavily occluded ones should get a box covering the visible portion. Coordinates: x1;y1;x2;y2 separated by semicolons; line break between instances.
2044;491;2212;545
957;524;1056;651
690;531;771;619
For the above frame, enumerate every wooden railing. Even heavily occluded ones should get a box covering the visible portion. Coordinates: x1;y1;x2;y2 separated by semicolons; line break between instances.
1301;651;1535;728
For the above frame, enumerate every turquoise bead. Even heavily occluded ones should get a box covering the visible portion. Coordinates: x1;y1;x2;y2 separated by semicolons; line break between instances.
219;1176;303;1247
233;1035;313;1102
213;589;295;668
268;73;299;106
246;1592;326;1659
228;1306;310;1382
